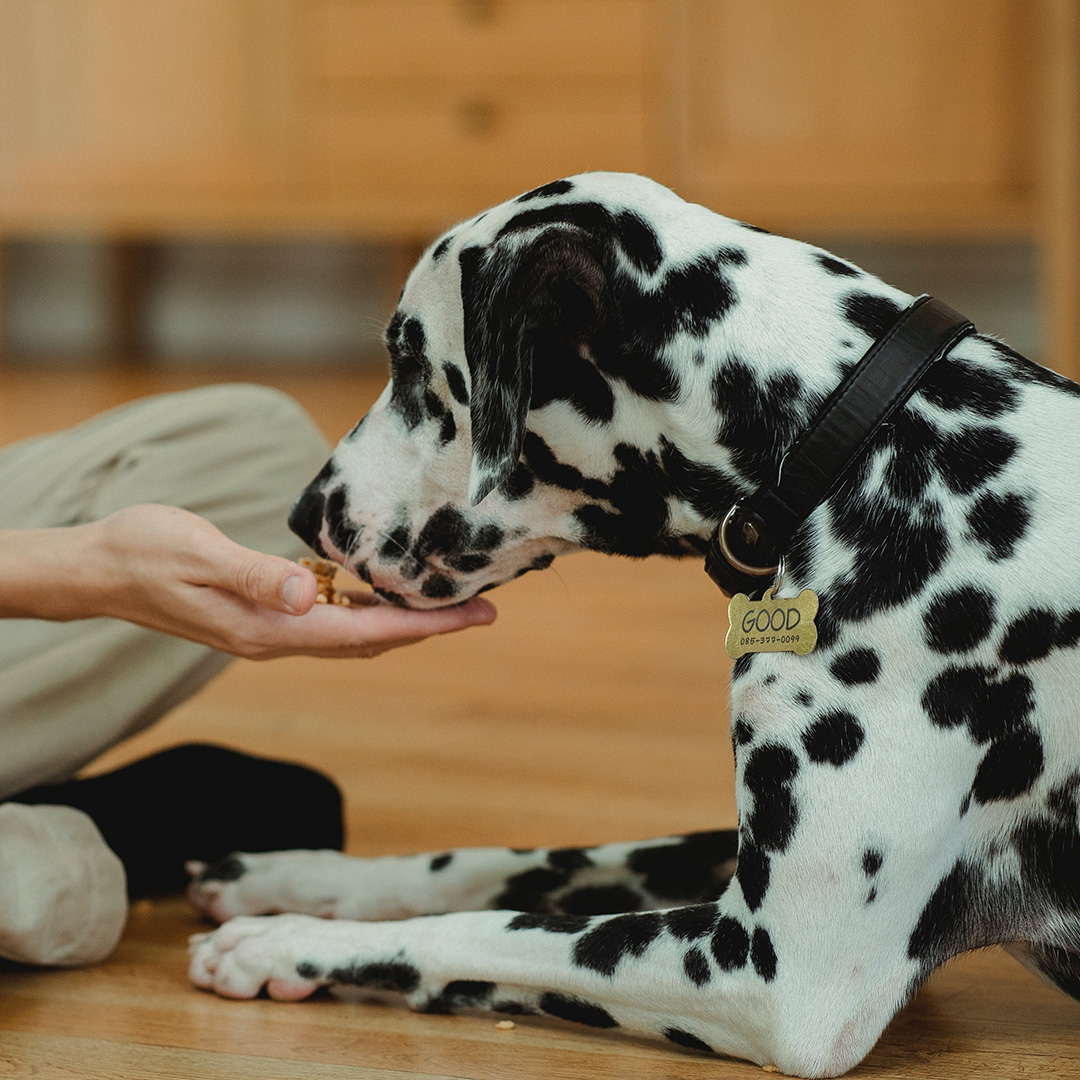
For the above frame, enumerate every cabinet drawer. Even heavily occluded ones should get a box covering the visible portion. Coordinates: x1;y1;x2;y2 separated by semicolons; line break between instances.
307;0;653;85
303;86;651;198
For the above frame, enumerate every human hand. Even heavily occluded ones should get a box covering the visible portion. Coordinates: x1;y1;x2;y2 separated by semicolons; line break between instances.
7;504;495;659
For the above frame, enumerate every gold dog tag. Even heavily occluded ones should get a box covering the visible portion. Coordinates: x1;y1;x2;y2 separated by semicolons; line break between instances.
726;589;819;659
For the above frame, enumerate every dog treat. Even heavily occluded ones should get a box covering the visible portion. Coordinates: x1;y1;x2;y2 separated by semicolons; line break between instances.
298;558;351;606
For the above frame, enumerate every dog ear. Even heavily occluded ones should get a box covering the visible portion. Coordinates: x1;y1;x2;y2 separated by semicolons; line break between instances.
460;229;610;505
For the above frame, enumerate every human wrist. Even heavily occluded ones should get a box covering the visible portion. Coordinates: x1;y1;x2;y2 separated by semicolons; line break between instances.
0;521;116;621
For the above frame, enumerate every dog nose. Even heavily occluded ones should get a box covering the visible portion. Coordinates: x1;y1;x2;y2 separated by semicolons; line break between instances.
288;484;328;555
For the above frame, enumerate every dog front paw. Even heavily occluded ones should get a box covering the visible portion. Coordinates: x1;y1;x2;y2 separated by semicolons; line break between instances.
187;850;348;923
188;913;419;1005
188;914;327;1000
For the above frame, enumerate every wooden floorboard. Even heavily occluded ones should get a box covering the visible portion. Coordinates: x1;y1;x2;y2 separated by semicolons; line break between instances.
1;365;1078;1078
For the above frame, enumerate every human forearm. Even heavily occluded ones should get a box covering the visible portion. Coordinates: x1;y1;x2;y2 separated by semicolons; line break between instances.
0;523;105;621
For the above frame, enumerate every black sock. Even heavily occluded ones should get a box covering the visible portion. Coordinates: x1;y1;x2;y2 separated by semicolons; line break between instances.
11;743;345;898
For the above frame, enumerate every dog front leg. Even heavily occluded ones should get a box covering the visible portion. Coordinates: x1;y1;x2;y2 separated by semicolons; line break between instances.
187;830;739;923
189;876;924;1080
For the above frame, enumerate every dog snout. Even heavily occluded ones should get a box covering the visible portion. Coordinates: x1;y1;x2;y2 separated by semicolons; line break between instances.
288;483;328;556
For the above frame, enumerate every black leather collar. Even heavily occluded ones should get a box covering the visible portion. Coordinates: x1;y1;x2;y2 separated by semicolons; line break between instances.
705;295;976;597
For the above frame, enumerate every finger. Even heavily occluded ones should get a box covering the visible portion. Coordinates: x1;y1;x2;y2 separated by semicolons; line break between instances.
205;547;319;616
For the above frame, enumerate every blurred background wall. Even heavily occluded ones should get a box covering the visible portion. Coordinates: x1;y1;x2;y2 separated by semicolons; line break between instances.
0;0;1075;373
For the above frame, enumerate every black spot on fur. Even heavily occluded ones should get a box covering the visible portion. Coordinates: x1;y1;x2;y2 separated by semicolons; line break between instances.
421;573;458;599
972;726;1044;803
713;359;816;487
826;495;949;623
613;209;663;275
540;992;618;1028
324;486;359;557
516;179;575;202
802;710;865;767
924;586;997;654
735;839;770;912
331;960;421;992
493;999;538;1016
496;867;569;911
863;849;884;876
412;506;469;560
743;744;800;851
1000;609;1059;666
986;339;1080;398
917;356;1019;417
387;316;433;430
751;927;778;981
572;912;664;976
907;860;981;964
438;410;457;445
842;292;903;340
1059;611;1080;649
378;525;412;562
429;853;452;872
830;647;881;685
922;665;1035;745
507;912;591;933
732;715;755;747
1047;774;1080;820
794;689;814;708
523;431;606;499
570;442;681;558
500;463;535;501
937;427;1018;496
445;552;491;574
430;235;452;262
816;253;860;277
1013;814;1080;915
710;916;750;971
628;830;739;903
560;885;642;916
732;654;755;680
880;408;941;502
659;438;741;523
423;979;494;1013
547;847;592;872
443;362;469;405
198;854;246;884
664;1027;714;1052
664;904;718;941
683;946;712;986
966;491;1031;561
288;460;336;554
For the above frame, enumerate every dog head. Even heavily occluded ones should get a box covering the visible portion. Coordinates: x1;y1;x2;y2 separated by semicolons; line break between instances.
289;173;796;608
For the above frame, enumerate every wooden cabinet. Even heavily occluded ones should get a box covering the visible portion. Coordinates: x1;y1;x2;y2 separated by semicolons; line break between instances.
0;0;660;235
0;0;1076;370
669;0;1035;234
287;0;660;228
0;0;284;230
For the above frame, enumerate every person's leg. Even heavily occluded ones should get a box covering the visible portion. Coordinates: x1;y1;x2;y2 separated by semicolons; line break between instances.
15;743;344;898
0;384;330;797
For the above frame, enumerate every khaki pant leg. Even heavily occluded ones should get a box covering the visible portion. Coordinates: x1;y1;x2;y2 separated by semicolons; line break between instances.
0;384;330;799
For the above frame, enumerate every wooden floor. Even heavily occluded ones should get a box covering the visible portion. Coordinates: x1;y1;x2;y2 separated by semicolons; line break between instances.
1;365;1078;1078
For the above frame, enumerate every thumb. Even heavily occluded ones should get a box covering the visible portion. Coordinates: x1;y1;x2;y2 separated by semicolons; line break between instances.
221;547;318;614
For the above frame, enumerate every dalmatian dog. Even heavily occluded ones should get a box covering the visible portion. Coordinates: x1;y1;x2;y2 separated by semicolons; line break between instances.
187;173;1080;1077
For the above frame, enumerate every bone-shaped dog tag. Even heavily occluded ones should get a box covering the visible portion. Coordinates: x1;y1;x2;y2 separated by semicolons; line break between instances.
725;589;819;659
